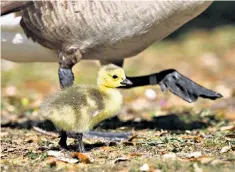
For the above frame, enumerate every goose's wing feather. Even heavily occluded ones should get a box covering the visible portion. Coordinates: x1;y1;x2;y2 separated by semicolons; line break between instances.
1;1;31;16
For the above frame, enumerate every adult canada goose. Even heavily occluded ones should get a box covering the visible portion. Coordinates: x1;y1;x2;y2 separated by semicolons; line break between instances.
40;64;132;152
1;1;222;102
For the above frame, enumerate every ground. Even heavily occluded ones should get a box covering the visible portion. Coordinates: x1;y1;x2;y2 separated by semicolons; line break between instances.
1;26;235;171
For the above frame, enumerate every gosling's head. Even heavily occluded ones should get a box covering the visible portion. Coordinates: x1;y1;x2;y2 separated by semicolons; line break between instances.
97;64;132;88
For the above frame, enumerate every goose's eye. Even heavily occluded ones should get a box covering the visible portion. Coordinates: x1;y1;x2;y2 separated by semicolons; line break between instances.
112;75;118;79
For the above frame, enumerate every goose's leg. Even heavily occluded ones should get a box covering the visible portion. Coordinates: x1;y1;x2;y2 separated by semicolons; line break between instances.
58;48;81;89
58;66;74;89
103;60;222;103
58;130;68;149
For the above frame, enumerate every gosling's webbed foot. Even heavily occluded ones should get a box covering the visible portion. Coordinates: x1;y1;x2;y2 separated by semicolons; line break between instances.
85;131;131;141
58;130;69;150
156;69;223;103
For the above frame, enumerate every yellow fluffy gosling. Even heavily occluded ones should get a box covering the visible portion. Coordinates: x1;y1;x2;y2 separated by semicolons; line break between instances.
39;64;132;152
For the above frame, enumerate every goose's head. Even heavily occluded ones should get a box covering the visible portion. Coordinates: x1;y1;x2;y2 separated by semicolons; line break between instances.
97;64;132;88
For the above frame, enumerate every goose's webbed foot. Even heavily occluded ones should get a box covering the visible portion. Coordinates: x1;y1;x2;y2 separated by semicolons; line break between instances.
155;69;223;103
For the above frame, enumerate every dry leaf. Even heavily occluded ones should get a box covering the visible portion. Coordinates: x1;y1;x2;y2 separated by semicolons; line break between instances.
72;152;91;164
129;152;142;157
220;125;235;131
180;135;203;143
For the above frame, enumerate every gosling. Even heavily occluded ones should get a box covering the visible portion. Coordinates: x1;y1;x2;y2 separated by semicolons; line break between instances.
39;64;132;152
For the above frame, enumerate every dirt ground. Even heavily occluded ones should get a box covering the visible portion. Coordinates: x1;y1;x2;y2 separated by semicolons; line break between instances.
1;26;235;171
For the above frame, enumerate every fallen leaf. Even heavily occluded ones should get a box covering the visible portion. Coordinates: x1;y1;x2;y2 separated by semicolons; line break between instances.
220;125;235;131
129;152;142;157
139;163;149;171
72;152;91;164
46;157;57;168
47;151;79;164
220;146;231;153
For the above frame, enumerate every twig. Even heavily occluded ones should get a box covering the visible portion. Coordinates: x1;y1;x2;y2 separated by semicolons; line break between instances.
33;126;58;138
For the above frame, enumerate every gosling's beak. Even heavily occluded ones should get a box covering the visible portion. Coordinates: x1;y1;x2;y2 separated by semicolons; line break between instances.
120;78;133;86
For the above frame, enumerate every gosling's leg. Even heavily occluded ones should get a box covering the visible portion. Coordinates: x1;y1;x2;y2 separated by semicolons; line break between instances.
58;47;81;89
58;130;68;149
74;133;85;152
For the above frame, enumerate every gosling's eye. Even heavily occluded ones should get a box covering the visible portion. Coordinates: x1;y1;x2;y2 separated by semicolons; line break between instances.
112;75;118;79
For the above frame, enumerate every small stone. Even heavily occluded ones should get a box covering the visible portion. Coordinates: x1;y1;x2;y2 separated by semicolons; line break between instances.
220;146;231;153
162;152;177;159
187;151;202;158
139;163;149;171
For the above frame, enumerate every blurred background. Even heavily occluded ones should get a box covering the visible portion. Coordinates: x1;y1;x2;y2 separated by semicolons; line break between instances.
1;1;235;124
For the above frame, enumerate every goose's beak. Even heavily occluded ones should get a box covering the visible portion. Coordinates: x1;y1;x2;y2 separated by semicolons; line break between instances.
120;78;133;86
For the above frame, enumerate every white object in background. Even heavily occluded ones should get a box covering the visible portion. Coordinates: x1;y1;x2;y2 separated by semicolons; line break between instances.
145;88;157;100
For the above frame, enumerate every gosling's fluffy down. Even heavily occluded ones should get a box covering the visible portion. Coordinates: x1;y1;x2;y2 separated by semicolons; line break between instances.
39;64;132;133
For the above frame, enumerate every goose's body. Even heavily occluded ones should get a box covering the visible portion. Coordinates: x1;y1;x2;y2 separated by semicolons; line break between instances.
2;1;212;62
